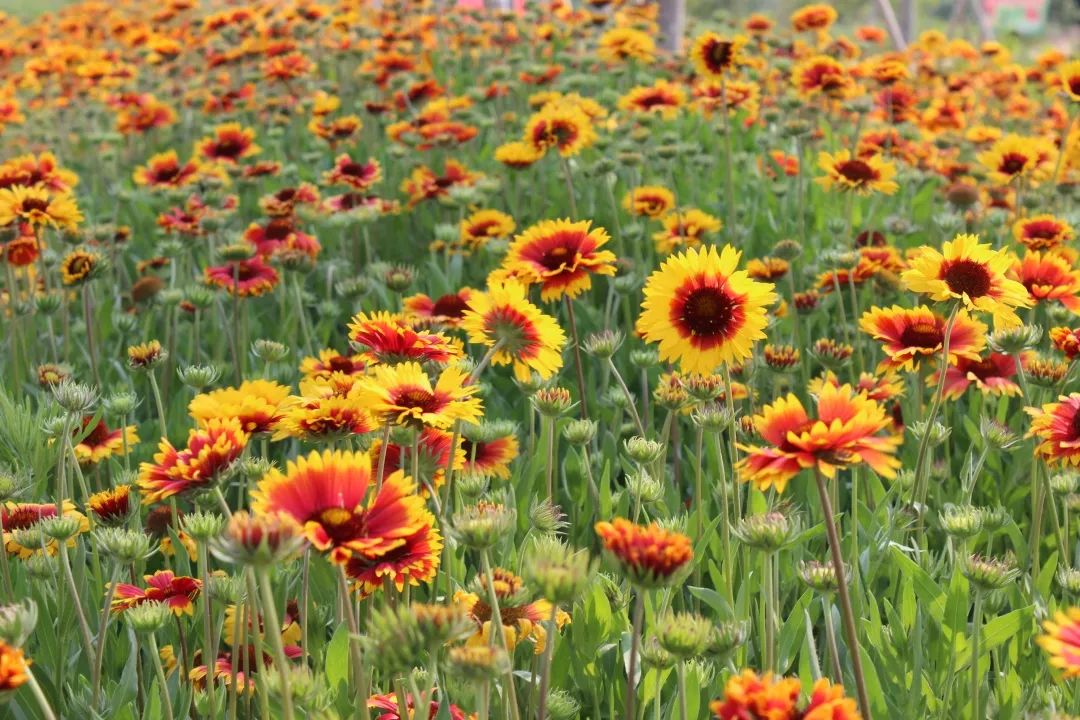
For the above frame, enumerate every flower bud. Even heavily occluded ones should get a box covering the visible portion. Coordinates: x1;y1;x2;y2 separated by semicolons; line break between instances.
125;601;171;634
95;527;155;563
987;324;1041;353
52;379;97;414
938;504;984;539
447;645;511;682
798;560;840;594
182;511;227;542
41;515;82;542
624;436;664;464
210;511;305;567
626;468;663;505
908;419;950;447
103;391;139;416
562;419;597;446
692;403;735;431
1057;566;1080;594
583;329;623;358
656;611;711;659
980;417;1020;451
450;499;516;550
1051;473;1080;495
706;620;748;658
960;554;1020;592
178;364;221;390
533;387;574;417
522;536;594;605
629;348;658;369
251;339;290;363
0;600;37;647
733;511;798;553
545;689;581;720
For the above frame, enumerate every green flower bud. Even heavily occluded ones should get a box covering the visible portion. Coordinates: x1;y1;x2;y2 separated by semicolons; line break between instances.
125;601;172;634
450;498;516;550
656;611;711;659
533;387;574;417
178;364;222;391
41;515;82;542
545;689;581;720
961;554;1020;592
624;436;664;464
182;511;227;542
562;419;597;446
798;560;840;594
938;504;984;539
733;511;798;553
583;329;623;359
523;536;594;605
52;379;98;414
706;620;748;658
251;339;290;363
529;499;567;536
0;599;37;647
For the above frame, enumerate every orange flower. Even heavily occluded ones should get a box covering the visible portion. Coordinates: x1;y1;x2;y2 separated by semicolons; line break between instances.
133;151;202;189
594;518;693;588
931;352;1020;400
404;289;474;328
791;3;838;32
1050;326;1080;359
1011;250;1080;312
0;641;29;691
710;670;800;719
204;256;280;298
196;122;260;164
736;382;901;493
1013;215;1075;250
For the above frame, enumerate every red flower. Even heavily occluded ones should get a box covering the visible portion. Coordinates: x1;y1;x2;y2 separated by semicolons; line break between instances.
112;570;202;615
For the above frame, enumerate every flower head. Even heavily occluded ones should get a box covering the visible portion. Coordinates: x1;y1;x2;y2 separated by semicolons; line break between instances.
112;570;201;616
594;518;693;588
637;245;776;374
1039;607;1080;677
355;362;483;430
504;219;616;301
138;418;249;504
816;150;897;195
462;281;566;382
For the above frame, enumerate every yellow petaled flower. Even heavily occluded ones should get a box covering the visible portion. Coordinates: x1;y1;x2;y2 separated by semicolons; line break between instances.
504;219;616;301
0;185;83;230
623;186;676;218
1039;607;1080;676
815;150;898;195
652;209;723;254
494;141;545;169
792;55;854;99
597;27;656;63
2;501;89;558
618;80;687;119
138;418;249;504
977;133;1057;185
1060;59;1080;101
901;233;1032;330
60;250;101;285
461;281;566;382
690;32;747;79
189;380;293;434
1013;214;1075;250
74;417;138;465
127;340;165;369
523;103;597;158
637;245;776;374
355;362;483;430
460;209;516;250
791;3;838;32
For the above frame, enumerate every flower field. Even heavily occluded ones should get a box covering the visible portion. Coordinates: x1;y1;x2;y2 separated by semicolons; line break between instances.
0;0;1078;718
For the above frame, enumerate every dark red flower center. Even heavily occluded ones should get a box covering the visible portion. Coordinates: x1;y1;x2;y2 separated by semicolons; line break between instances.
327;355;358;373
394;388;440;414
676;286;738;339
21;198;50;213
1070;406;1080;441
998;152;1029;176
1023;220;1061;240
3;505;53;530
836;159;878;184
431;293;469;318
940;259;992;298
265;219;294;241
899;321;943;349
707;40;734;70
314;507;367;545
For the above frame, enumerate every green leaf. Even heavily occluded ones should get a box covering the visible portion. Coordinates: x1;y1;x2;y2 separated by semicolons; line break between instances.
324;623;350;691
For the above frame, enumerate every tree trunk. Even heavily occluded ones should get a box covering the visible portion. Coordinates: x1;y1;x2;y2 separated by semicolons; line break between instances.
658;0;685;54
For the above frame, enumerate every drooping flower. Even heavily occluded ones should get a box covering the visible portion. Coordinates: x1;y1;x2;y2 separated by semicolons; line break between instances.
503;219;616;301
112;570;202;616
737;382;902;493
901;233;1032;330
594;518;693;588
461;281;567;382
138;418;249;504
637;245;776;374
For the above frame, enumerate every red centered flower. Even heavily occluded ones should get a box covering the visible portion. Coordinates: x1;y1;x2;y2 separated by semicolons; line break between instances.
931;352;1020;400
504;219;617;301
204;256;280;297
347;311;462;366
859;305;987;371
323;154;382;190
1028;394;1080;467
138;418;249;504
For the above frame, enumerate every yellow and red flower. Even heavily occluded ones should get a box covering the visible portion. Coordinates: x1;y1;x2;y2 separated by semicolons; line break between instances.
454;568;570;653
1028;394;1080;466
859;305;987;371
651;209;722;254
133;151;202;189
370;427;464;491
1013;214;1075;250
300;349;367;381
977;133;1056;185
356;363;482;430
504;219;616;301
138;418;249;504
87;485;133;526
204;256;280;298
73;417;138;465
0;185;82;230
637;245;776;374
690;33;747;79
0;641;29;692
523;103;597;157
322;154;382;191
368;693;470;720
1051;326;1080;359
737;382;902;493
623;186;676;218
816;150;898;195
793;55;854;99
347;311;462;366
404;289;474;328
901;233;1032;330
462;432;520;480
461;281;567;382
112;570;202;616
1039;607;1080;677
2;501;88;558
791;3;838;32
932;352;1020;400
1011;250;1080;312
618;80;686;119
189;380;293;434
196;122;260;164
594;518;693;588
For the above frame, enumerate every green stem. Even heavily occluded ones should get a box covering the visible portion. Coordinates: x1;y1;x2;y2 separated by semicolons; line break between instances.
24;667;58;720
971;590;983;720
535;602;559;720
199;543;218;719
146;634;176;720
480;550;521;720
624;592;645;720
